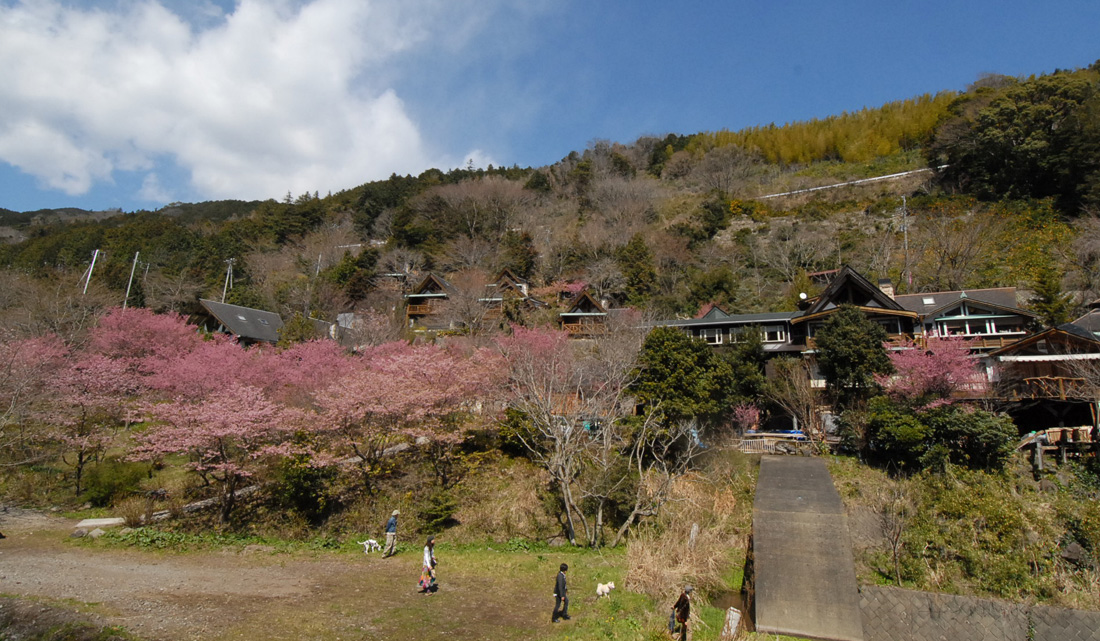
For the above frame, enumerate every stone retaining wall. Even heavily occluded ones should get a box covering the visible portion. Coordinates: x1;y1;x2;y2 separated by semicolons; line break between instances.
860;585;1100;641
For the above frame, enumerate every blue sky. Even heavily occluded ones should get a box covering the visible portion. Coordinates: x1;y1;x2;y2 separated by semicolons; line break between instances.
1;0;1098;213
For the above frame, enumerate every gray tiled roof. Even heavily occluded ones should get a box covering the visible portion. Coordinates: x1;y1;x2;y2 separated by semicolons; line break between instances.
894;288;1020;315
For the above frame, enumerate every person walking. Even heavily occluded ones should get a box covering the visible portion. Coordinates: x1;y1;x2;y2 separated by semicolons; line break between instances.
671;585;692;640
551;563;570;622
418;536;438;594
383;509;399;557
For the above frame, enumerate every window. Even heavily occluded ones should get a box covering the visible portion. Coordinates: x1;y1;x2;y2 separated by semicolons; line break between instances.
258;319;269;326
701;327;723;345
922;297;935;305
762;325;786;343
876;318;901;334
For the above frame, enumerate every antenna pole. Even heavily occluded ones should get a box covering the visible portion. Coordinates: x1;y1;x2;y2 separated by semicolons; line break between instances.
902;196;910;290
123;251;140;309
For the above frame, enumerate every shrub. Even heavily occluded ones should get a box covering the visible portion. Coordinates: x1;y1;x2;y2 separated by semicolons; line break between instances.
858;397;1016;473
83;460;150;508
271;441;337;525
419;490;459;532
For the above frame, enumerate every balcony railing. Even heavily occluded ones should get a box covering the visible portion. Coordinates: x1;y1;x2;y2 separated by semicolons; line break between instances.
1016;376;1091;401
562;322;607;336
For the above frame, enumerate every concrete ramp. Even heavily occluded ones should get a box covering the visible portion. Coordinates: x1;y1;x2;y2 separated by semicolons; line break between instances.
752;456;864;641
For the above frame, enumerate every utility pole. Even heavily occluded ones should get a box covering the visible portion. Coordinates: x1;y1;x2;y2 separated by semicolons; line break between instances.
902;196;911;291
221;258;235;303
123;251;140;309
82;249;101;295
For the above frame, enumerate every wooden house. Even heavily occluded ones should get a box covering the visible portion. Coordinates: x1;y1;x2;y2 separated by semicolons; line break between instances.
404;273;455;330
406;270;548;331
480;269;548;320
559;290;609;336
791;266;919;349
988;323;1100;430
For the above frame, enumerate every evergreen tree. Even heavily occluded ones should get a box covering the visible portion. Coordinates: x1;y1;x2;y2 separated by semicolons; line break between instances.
615;234;657;304
500;230;538;280
814;305;893;410
1030;261;1074;327
631;326;735;428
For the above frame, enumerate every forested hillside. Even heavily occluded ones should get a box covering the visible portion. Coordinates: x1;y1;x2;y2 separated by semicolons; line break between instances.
2;61;1099;329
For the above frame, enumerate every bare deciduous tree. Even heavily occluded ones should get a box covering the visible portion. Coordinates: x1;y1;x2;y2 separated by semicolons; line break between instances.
765;357;824;447
691;144;760;196
874;481;917;587
437;269;493;336
440;236;495;272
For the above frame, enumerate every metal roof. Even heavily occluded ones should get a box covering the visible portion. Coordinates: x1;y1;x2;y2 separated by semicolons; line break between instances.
662;311;799;328
199;299;284;343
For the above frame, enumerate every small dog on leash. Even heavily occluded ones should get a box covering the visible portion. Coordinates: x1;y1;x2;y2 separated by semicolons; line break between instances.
358;539;382;554
596;582;615;598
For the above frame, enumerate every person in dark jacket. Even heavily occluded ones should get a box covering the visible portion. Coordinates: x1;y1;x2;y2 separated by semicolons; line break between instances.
552;563;571;622
383;509;399;557
672;585;692;640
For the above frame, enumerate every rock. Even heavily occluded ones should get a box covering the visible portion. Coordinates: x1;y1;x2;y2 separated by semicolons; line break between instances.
1062;541;1089;566
415;436;431;446
87;528;107;539
70;529;87;538
119;528;134;535
1039;479;1058;493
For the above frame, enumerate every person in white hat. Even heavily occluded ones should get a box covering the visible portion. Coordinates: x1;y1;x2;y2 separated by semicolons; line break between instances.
383;509;399;557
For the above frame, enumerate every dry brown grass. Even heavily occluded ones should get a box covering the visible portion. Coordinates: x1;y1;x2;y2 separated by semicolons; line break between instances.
114;496;148;527
625;451;756;603
449;456;559;543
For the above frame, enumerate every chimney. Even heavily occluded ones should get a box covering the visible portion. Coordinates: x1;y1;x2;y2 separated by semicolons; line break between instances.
878;278;895;299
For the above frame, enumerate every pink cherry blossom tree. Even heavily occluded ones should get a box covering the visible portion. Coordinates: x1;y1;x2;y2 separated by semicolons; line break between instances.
0;331;67;465
144;334;253;402
314;341;498;493
87;307;203;384
47;352;140;495
875;337;987;408
257;339;353;407
134;384;298;522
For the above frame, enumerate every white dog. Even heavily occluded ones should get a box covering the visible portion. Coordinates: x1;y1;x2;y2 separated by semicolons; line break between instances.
596;582;615;598
358;539;382;554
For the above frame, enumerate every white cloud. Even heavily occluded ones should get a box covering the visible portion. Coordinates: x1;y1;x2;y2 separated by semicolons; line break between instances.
0;0;506;203
138;172;173;202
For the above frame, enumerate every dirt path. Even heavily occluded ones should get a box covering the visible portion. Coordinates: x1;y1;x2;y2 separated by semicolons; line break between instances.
0;509;555;641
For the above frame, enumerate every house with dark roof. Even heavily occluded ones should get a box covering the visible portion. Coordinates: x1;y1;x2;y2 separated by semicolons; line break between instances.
559;290;611;337
406;270;548;331
662;266;922;354
1072;300;1100;339
405;273;455;330
988;323;1100;430
791;266;920;349
894;287;1037;351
